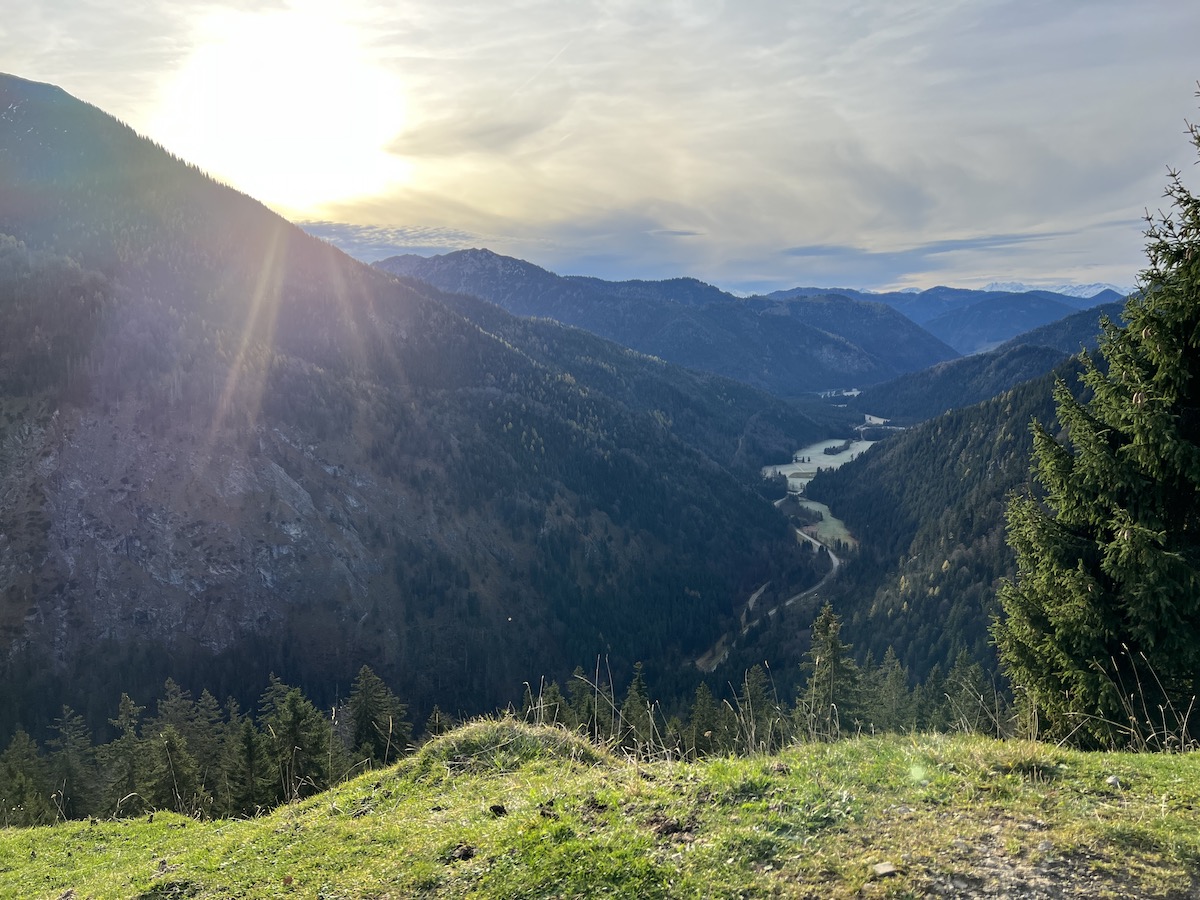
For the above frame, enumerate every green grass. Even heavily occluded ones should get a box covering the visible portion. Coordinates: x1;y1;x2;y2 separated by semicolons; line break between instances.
794;499;857;549
3;720;1199;898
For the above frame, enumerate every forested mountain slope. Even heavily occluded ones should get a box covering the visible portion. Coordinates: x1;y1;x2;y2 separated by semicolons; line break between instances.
854;302;1124;423
377;250;957;394
771;284;1110;354
801;363;1085;680
387;278;846;476
995;300;1126;356
921;294;1076;354
0;73;826;740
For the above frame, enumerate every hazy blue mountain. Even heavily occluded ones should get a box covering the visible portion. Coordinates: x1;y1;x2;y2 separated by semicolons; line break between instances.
854;300;1126;422
995;300;1126;355
984;280;1131;300
377;251;958;395
920;293;1077;354
770;283;1113;354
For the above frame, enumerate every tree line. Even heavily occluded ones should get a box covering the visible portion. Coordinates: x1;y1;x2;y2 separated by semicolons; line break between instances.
0;666;410;826
0;604;1009;827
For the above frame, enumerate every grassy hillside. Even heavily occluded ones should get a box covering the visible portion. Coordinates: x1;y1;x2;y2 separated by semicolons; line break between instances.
2;720;1198;898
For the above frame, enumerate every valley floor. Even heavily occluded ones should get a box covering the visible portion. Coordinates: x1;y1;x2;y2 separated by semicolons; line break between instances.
3;722;1198;899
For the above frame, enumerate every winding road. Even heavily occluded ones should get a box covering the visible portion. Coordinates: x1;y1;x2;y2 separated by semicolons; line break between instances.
695;501;842;673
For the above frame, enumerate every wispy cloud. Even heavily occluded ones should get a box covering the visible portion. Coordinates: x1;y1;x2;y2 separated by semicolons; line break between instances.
3;0;1197;291
300;221;482;260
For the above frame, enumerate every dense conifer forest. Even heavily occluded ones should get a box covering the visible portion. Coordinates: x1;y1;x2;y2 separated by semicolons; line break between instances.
1;605;1010;826
0;73;831;749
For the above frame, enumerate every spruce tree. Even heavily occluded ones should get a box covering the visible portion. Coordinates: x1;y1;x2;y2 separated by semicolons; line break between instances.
943;650;995;735
46;705;97;819
258;677;340;802
347;665;411;767
736;664;787;752
0;729;53;826
566;665;596;736
618;662;653;750
424;705;454;738
863;647;915;734
144;725;208;816
149;680;226;797
686;681;720;763
222;716;271;817
797;603;860;740
100;693;146;817
994;117;1200;747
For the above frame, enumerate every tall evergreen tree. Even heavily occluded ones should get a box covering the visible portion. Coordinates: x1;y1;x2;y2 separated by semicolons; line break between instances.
258;677;340;803
143;725;208;816
797;603;860;740
735;664;787;753
943;649;1000;735
148;680;226;798
223;716;272;817
0;729;53;826
618;662;653;750
566;665;600;740
685;682;728;757
995;118;1200;747
46;706;97;820
521;678;571;728
100;693;146;817
424;705;454;739
916;663;950;733
347;665;412;768
862;647;915;734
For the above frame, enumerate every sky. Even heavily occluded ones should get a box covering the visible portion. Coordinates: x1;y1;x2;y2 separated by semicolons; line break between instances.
3;1;1198;294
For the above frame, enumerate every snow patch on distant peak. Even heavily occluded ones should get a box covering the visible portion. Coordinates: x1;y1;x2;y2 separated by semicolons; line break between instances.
984;280;1132;298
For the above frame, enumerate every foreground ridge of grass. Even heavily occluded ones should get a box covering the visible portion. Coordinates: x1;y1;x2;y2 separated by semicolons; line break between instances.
3;719;1199;899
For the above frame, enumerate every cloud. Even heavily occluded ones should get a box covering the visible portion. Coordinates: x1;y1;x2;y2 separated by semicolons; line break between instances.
300;222;482;261
3;0;1198;291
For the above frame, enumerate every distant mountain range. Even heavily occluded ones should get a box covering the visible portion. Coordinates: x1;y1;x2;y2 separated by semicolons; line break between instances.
769;284;1119;355
854;301;1126;422
376;250;960;394
983;280;1132;298
377;252;1122;384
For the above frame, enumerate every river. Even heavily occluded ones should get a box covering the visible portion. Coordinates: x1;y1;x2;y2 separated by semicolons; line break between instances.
695;437;870;672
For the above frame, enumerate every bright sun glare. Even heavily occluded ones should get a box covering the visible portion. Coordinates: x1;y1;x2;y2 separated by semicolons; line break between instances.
151;8;409;216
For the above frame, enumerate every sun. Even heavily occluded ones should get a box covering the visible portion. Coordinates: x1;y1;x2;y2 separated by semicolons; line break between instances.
150;7;410;216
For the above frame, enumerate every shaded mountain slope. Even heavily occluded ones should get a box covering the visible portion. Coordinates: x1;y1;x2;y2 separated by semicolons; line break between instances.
922;294;1076;354
995;300;1126;356
854;301;1125;422
770;284;1110;354
0;73;825;738
740;292;956;376
854;345;1069;424
798;364;1083;679
377;250;957;394
387;276;845;476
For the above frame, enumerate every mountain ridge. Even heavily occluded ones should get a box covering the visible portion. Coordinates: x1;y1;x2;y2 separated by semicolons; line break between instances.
0;72;826;737
766;283;1112;353
376;249;959;394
